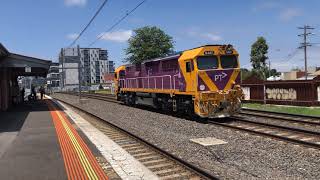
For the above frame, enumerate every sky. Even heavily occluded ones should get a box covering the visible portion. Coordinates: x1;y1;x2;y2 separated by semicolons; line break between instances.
1;0;320;72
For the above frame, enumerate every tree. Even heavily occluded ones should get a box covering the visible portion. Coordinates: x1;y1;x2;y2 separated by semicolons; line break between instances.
269;69;280;77
125;26;174;64
250;36;269;78
240;68;252;80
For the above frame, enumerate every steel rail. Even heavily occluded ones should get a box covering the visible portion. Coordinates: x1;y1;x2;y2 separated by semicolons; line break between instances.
239;109;320;126
242;107;320;119
232;116;320;136
58;92;120;104
52;96;219;180
209;117;320;150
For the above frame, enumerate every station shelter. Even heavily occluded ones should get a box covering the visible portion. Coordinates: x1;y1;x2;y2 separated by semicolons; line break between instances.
0;43;51;111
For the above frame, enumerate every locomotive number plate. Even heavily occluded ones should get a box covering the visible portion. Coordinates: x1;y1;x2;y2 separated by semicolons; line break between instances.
204;51;214;55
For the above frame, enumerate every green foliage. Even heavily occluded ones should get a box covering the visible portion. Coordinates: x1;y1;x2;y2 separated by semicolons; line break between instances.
242;68;280;81
269;68;280;77
240;68;252;80
250;36;269;78
125;26;174;64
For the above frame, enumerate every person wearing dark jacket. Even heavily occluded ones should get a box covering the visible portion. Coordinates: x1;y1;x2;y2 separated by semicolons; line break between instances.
31;85;36;100
40;86;45;100
21;88;25;102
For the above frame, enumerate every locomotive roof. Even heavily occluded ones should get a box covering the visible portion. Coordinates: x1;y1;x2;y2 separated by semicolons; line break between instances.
123;44;232;67
141;45;227;64
141;54;181;64
184;44;226;51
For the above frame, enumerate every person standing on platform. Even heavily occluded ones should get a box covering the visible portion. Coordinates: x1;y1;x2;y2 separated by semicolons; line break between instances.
40;86;45;100
21;88;25;102
31;85;37;100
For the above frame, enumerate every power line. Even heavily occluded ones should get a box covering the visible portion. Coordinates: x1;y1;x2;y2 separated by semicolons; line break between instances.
68;0;109;47
241;48;300;69
281;48;301;62
88;0;147;47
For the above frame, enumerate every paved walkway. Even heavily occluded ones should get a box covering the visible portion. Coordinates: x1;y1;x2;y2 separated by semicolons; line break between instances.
0;100;108;180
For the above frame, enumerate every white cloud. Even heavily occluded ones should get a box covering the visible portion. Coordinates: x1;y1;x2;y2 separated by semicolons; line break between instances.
185;28;222;42
253;2;280;12
64;0;87;7
202;33;222;41
279;8;302;21
66;33;79;40
100;30;133;43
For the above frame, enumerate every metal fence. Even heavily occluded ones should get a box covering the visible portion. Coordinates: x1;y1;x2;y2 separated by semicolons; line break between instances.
241;75;320;106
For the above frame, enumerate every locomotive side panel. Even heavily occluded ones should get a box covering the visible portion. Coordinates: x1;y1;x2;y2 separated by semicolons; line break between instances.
119;56;187;91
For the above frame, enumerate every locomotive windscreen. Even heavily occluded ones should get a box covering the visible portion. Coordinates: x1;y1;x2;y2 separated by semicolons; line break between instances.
220;55;238;68
197;56;219;70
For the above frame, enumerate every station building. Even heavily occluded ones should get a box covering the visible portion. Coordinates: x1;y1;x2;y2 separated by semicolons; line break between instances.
0;43;51;111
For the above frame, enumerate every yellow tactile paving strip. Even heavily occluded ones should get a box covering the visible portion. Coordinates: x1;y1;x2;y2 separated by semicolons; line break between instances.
46;100;108;180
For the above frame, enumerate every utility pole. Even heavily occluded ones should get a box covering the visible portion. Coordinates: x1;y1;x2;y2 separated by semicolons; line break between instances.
60;48;65;90
298;25;315;80
77;45;82;101
268;59;271;78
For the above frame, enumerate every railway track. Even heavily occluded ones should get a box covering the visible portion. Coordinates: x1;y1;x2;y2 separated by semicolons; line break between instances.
77;92;120;104
239;108;320;126
211;117;320;150
57;92;320;150
222;108;320;150
54;96;218;180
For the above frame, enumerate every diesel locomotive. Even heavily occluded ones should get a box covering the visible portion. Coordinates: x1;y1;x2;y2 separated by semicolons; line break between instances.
114;45;243;118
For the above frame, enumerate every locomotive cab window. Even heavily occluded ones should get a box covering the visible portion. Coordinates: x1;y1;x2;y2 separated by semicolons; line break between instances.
119;70;125;78
220;55;238;68
197;56;219;70
186;61;192;72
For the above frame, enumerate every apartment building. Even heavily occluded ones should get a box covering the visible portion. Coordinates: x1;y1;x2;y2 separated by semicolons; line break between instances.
46;62;60;90
59;47;114;90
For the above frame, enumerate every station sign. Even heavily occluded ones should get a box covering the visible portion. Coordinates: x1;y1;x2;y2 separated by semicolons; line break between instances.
25;66;31;73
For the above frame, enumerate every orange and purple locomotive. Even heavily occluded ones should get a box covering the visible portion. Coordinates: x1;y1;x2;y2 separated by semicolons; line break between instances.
114;45;243;118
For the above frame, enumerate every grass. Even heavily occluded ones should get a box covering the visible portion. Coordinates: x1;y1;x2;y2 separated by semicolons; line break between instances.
94;89;112;94
242;103;320;117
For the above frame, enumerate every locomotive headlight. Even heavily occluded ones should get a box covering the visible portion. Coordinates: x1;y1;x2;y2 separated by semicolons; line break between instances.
199;84;205;91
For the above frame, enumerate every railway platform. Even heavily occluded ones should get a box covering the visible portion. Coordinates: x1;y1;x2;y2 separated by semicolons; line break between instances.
0;97;159;180
0;99;109;180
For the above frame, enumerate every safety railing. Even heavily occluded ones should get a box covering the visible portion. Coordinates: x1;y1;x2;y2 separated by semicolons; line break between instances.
120;74;180;90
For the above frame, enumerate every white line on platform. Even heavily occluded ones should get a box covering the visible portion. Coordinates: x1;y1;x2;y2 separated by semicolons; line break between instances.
48;96;158;180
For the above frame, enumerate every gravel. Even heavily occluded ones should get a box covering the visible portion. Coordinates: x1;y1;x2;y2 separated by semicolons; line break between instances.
52;93;320;179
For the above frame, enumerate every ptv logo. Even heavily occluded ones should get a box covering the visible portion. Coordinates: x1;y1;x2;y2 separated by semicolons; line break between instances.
214;72;227;81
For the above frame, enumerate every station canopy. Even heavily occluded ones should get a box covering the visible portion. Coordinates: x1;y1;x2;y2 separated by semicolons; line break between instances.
0;43;51;77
